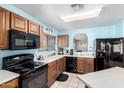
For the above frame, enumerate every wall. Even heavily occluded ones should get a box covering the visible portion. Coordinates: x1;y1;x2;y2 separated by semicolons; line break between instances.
0;4;124;69
0;4;58;69
58;21;123;54
114;21;123;37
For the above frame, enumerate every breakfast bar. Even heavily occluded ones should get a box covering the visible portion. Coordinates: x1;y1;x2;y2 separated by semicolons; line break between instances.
78;67;124;88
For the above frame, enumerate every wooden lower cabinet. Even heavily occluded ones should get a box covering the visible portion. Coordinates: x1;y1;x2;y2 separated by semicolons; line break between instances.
85;60;94;73
63;57;66;71
77;58;94;73
57;58;63;77
48;57;94;87
0;78;19;88
48;57;66;87
77;59;85;73
48;61;57;87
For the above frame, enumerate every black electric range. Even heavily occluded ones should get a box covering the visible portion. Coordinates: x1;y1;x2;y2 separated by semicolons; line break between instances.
2;54;48;88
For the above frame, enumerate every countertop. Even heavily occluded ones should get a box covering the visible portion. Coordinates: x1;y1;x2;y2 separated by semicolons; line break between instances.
0;70;20;85
34;54;95;63
78;67;124;88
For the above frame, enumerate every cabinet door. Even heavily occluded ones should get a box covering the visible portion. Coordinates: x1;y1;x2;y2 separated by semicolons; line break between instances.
63;57;66;71
0;8;10;49
85;59;94;73
40;27;44;48
58;35;68;48
48;64;57;87
0;78;19;88
63;35;68;47
58;36;62;48
77;59;85;73
60;58;64;73
28;21;40;35
57;59;63;77
11;13;28;33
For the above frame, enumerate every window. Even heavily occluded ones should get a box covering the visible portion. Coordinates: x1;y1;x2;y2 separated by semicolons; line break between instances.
47;35;56;51
42;33;56;51
73;33;88;52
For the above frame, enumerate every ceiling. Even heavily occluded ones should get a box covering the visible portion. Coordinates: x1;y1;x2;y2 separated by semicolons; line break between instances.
13;4;124;31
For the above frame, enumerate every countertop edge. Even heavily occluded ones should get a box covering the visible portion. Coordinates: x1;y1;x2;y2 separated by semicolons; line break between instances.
34;55;95;64
0;70;20;85
78;75;92;88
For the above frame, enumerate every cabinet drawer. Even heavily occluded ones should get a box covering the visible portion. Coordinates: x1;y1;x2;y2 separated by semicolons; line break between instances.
78;58;94;61
48;61;56;67
0;78;19;88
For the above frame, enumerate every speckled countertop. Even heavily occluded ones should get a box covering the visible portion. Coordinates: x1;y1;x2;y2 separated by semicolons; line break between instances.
34;54;95;63
0;70;20;85
78;67;124;88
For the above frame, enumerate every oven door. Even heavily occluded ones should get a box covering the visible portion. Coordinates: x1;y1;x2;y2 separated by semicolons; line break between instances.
20;66;48;88
9;30;26;50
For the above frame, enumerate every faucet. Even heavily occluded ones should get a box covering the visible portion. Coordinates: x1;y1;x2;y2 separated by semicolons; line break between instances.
37;55;44;60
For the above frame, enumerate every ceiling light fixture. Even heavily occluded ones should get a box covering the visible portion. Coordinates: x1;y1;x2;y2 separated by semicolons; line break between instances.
60;6;104;22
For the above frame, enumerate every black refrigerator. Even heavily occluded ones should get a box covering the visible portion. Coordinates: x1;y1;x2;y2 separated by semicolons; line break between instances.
95;38;124;71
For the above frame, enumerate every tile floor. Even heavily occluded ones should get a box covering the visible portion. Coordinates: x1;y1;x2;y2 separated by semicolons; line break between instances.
50;72;85;88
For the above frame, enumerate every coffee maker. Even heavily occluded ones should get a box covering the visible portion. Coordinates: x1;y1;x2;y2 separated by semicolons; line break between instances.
58;48;64;55
70;49;74;55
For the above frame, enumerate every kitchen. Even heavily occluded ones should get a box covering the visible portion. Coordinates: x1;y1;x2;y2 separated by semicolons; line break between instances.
0;4;124;88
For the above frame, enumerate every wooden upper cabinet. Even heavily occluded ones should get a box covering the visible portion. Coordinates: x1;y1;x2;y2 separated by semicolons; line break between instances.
58;35;68;48
11;13;28;33
28;20;40;35
40;26;44;48
0;7;10;49
63;35;68;47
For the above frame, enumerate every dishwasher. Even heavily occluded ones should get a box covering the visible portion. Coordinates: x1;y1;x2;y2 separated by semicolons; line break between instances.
66;57;77;73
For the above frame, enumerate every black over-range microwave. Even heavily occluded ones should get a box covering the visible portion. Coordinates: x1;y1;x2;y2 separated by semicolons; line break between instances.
9;30;40;50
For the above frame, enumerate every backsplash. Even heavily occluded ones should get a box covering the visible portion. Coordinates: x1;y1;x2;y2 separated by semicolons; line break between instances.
0;5;58;69
34;49;57;59
0;5;124;69
0;49;57;69
0;49;36;69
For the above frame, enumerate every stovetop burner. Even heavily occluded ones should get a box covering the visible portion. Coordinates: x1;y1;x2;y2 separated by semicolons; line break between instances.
14;66;24;70
8;61;47;74
33;62;46;66
3;54;48;75
3;54;48;88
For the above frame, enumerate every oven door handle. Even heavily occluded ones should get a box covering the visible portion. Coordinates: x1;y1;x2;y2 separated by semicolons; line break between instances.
22;70;45;80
